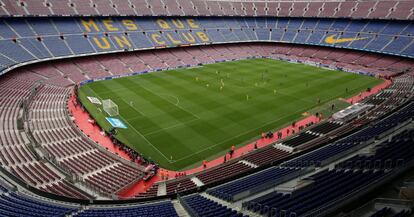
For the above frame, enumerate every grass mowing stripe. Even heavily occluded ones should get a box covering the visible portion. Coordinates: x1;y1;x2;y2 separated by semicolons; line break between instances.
79;58;382;170
84;84;174;162
171;106;310;163
126;78;201;120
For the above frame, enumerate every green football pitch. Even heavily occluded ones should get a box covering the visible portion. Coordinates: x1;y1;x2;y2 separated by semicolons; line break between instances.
78;58;382;171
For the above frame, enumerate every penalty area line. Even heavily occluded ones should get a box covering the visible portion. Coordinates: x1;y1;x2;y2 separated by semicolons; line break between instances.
143;118;199;136
119;117;175;163
136;83;201;120
85;86;174;163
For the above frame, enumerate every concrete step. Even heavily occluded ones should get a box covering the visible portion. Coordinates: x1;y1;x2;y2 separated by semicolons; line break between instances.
201;193;263;217
172;200;191;217
157;182;166;196
239;160;258;168
190;177;204;187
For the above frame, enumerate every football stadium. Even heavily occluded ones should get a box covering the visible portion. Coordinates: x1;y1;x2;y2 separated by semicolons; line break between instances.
0;1;413;217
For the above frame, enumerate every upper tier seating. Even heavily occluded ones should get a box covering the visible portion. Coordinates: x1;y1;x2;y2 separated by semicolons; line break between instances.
0;0;412;20
0;17;413;74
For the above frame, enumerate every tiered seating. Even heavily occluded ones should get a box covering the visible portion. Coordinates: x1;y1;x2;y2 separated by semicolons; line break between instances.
98;56;128;75
0;0;412;20
155;50;183;68
0;1;412;212
319;1;339;17
182;194;246;217
50;42;409;199
0;34;412;202
241;146;291;167
139;52;167;70
351;1;376;18
389;1;414;19
73;57;112;79
308;121;343;135
0;71;93;199
0;74;38;151
42;181;92;200
27;83;143;197
0;191;78;217
42;139;93;160
196;162;251;185
369;1;398;19
282;131;320;148
244;169;387;216
136;183;159;198
84;163;143;195
74;201;178;217
0;17;413;74
0;145;34;166
284;102;414;168
335;129;414;170
54;62;87;84
207;167;301;202
166;178;197;195
60;150;115;175
357;76;414;124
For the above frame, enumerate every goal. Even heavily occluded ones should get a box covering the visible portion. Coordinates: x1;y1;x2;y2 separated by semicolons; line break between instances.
102;99;119;116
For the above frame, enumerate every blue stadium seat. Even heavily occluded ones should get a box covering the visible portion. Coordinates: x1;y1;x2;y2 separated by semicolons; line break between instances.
74;201;178;217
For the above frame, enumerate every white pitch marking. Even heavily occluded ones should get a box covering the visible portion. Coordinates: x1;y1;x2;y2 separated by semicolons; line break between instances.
171;106;310;163
85;86;173;163
143;118;199;136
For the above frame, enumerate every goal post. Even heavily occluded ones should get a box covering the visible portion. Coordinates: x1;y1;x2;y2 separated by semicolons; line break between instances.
102;99;119;116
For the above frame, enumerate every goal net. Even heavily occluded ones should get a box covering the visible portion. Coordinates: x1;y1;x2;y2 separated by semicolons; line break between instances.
102;99;119;116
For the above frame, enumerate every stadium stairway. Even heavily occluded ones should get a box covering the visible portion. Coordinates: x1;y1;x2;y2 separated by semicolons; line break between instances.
201;193;261;217
239;160;259;168
190;177;204;187
204;111;414;215
172;200;191;217
157;182;167;196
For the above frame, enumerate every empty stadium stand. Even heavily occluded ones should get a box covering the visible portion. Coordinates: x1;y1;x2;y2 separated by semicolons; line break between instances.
0;0;413;20
0;40;412;203
0;0;413;216
181;194;246;217
0;17;413;76
244;169;388;216
74;201;178;217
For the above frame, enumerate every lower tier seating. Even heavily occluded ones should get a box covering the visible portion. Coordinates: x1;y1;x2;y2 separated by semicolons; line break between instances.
244;169;388;216
0;191;78;217
207;167;301;202
74;201;178;217
182;194;247;217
